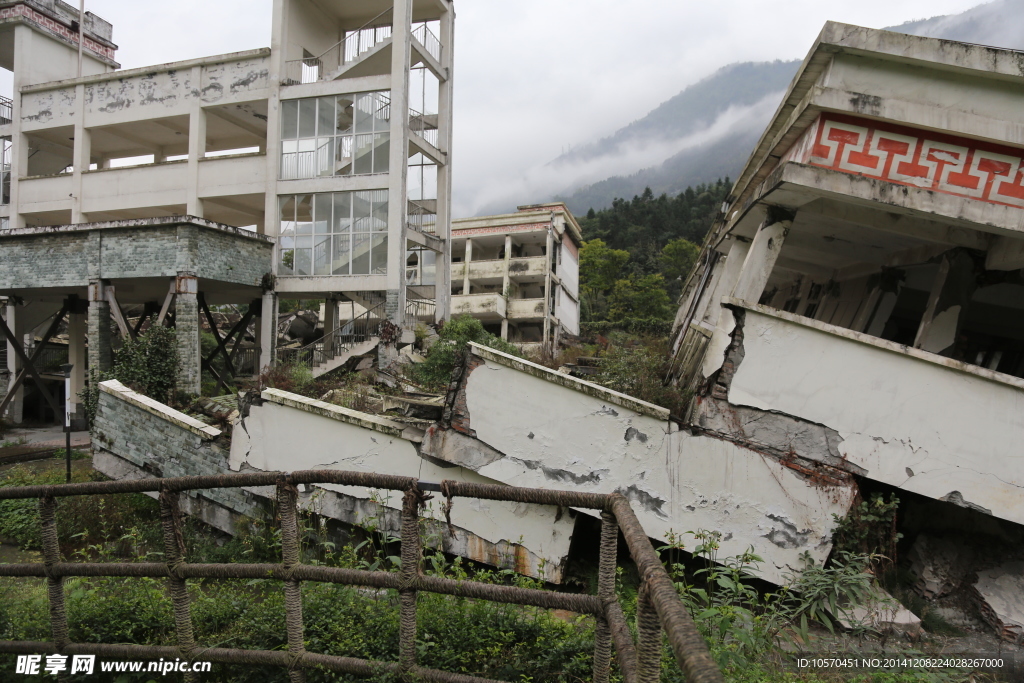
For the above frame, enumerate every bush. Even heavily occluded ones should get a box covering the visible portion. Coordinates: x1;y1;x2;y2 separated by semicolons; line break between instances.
593;338;691;417
411;315;522;390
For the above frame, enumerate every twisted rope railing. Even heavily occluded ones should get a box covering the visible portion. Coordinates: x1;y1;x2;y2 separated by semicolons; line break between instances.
0;471;723;683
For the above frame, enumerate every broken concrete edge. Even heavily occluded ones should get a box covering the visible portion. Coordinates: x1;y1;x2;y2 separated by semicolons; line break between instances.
467;342;672;421
21;47;273;94
0;215;274;243
722;297;1024;394
260;388;423;443
98;379;221;440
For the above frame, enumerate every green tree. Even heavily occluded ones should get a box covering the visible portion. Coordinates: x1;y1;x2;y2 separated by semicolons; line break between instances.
660;238;700;283
110;324;179;403
579;239;630;321
608;274;674;321
412;315;522;390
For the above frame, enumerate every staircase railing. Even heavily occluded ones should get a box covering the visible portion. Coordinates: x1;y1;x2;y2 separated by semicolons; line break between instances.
409;108;439;148
283;7;394;85
406;298;436;324
277;302;386;370
412;21;442;62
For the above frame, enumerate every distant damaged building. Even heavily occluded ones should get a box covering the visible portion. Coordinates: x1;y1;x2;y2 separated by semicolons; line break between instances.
671;22;1024;530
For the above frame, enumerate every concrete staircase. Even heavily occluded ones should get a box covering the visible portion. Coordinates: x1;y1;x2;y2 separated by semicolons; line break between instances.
277;302;385;378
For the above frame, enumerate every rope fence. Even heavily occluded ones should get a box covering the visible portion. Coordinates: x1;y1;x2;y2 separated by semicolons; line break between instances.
0;470;723;683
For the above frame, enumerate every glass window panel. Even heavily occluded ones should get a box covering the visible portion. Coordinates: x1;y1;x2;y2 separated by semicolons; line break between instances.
407;164;422;200
353;134;373;175
282;140;298;154
422;249;436;285
371;234;388;274
354;93;374;134
296;195;313;234
372;133;389;174
316;137;334;177
313;234;332;275
282;100;298;140
298;99;317;138
351;233;371;274
316;97;335;137
372;191;388;231
279;195;296;222
278;234;295;249
332;233;351;275
294;248;312;276
295;235;313;249
279;249;295;275
333;192;352;232
314;193;332;233
334;135;353;176
335;95;355;135
373;92;390;132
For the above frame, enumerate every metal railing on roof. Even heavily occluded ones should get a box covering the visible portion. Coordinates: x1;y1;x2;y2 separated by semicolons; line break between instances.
0;470;724;683
0;96;11;126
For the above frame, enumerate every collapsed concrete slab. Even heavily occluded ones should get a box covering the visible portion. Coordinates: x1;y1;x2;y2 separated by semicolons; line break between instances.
93;379;575;583
699;302;1024;528
422;343;857;586
230;388;576;582
974;562;1024;645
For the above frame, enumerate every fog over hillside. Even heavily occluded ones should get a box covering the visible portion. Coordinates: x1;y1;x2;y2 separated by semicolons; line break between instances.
481;0;1024;216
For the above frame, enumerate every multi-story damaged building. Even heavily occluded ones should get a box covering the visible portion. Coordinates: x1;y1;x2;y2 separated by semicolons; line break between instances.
450;203;581;350
0;0;454;423
671;23;1024;532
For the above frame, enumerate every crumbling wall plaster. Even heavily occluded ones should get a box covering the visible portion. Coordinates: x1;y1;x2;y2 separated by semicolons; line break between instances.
430;344;856;585
725;303;1024;525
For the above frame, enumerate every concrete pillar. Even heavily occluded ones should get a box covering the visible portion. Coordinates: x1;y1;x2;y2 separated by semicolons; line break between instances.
187;89;207;217
385;0;413;327
87;280;112;375
543;229;554;345
67;311;87;429
258;290;278;372
175;274;201;396
914;251;977;356
3;304;25;423
699;239;750;329
462;239;473;295
323;296;338;360
501;234;512;296
731;221;789;304
434;3;455;325
71;84;90;223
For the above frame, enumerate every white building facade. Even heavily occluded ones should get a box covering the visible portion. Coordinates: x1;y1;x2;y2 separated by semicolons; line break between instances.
450;203;581;350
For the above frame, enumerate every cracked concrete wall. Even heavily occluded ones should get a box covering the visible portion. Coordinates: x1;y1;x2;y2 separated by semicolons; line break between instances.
718;303;1024;526
423;344;856;585
229;392;576;582
21;54;271;130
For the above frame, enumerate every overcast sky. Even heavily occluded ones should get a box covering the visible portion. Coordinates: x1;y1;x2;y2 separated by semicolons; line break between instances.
38;0;989;214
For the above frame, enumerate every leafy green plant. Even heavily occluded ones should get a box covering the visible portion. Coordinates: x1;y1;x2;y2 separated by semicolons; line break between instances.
592;335;691;416
411;315;523;390
832;493;903;571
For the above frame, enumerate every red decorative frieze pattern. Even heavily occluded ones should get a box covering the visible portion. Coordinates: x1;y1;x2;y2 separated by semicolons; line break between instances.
0;4;115;59
792;114;1024;209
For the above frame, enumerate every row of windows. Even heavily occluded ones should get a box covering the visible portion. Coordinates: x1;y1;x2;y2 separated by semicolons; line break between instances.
279;191;389;276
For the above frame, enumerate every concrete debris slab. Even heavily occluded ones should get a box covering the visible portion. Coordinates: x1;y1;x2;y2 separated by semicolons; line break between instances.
973;562;1024;644
907;534;974;599
835;586;922;639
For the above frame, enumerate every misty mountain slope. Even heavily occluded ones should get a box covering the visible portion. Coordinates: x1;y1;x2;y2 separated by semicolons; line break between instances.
889;0;1024;49
555;60;799;167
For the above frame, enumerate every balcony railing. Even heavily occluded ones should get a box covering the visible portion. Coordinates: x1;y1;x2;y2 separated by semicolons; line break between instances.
0;96;11;125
